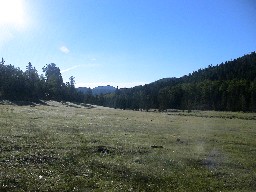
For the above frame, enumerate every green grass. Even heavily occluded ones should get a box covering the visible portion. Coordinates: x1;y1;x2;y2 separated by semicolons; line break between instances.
1;101;256;191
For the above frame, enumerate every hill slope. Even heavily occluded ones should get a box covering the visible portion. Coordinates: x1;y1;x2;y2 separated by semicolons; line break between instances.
95;52;256;112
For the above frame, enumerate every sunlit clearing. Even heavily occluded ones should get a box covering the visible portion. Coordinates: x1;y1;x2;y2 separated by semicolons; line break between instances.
0;0;25;27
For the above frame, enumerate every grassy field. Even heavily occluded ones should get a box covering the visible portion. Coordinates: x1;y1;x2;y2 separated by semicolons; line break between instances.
0;101;256;191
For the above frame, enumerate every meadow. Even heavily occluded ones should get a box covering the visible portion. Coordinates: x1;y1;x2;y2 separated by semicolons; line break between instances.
0;101;256;191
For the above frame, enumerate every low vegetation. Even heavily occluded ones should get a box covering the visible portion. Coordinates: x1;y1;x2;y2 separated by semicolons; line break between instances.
1;101;255;191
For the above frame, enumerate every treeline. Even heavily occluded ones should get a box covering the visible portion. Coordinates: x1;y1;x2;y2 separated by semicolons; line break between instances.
95;52;256;112
0;61;92;103
1;52;256;112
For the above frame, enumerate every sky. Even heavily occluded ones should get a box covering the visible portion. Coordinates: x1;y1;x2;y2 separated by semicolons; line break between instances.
0;0;256;88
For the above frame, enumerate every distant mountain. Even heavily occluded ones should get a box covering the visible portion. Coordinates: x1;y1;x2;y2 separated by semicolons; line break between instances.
77;85;116;96
77;87;90;94
92;85;116;95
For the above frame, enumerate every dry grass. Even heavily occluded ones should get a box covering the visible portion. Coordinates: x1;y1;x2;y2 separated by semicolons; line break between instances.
0;101;256;191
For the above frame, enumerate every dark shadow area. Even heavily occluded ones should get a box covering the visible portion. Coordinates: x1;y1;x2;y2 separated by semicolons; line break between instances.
0;100;49;106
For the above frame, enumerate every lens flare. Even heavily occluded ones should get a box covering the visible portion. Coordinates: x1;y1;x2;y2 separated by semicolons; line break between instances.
0;0;25;28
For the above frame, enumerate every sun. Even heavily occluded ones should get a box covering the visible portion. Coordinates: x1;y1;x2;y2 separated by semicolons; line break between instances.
0;0;25;28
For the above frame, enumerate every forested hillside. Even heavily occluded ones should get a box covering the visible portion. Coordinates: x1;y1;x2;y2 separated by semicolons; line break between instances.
97;52;256;112
1;52;255;111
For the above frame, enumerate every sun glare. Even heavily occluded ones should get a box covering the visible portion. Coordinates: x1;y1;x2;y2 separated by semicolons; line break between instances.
0;0;25;28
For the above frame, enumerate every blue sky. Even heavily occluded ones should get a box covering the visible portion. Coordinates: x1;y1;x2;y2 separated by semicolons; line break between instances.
1;0;255;88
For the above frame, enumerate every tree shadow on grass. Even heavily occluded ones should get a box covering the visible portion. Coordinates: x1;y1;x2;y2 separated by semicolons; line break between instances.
5;100;49;106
